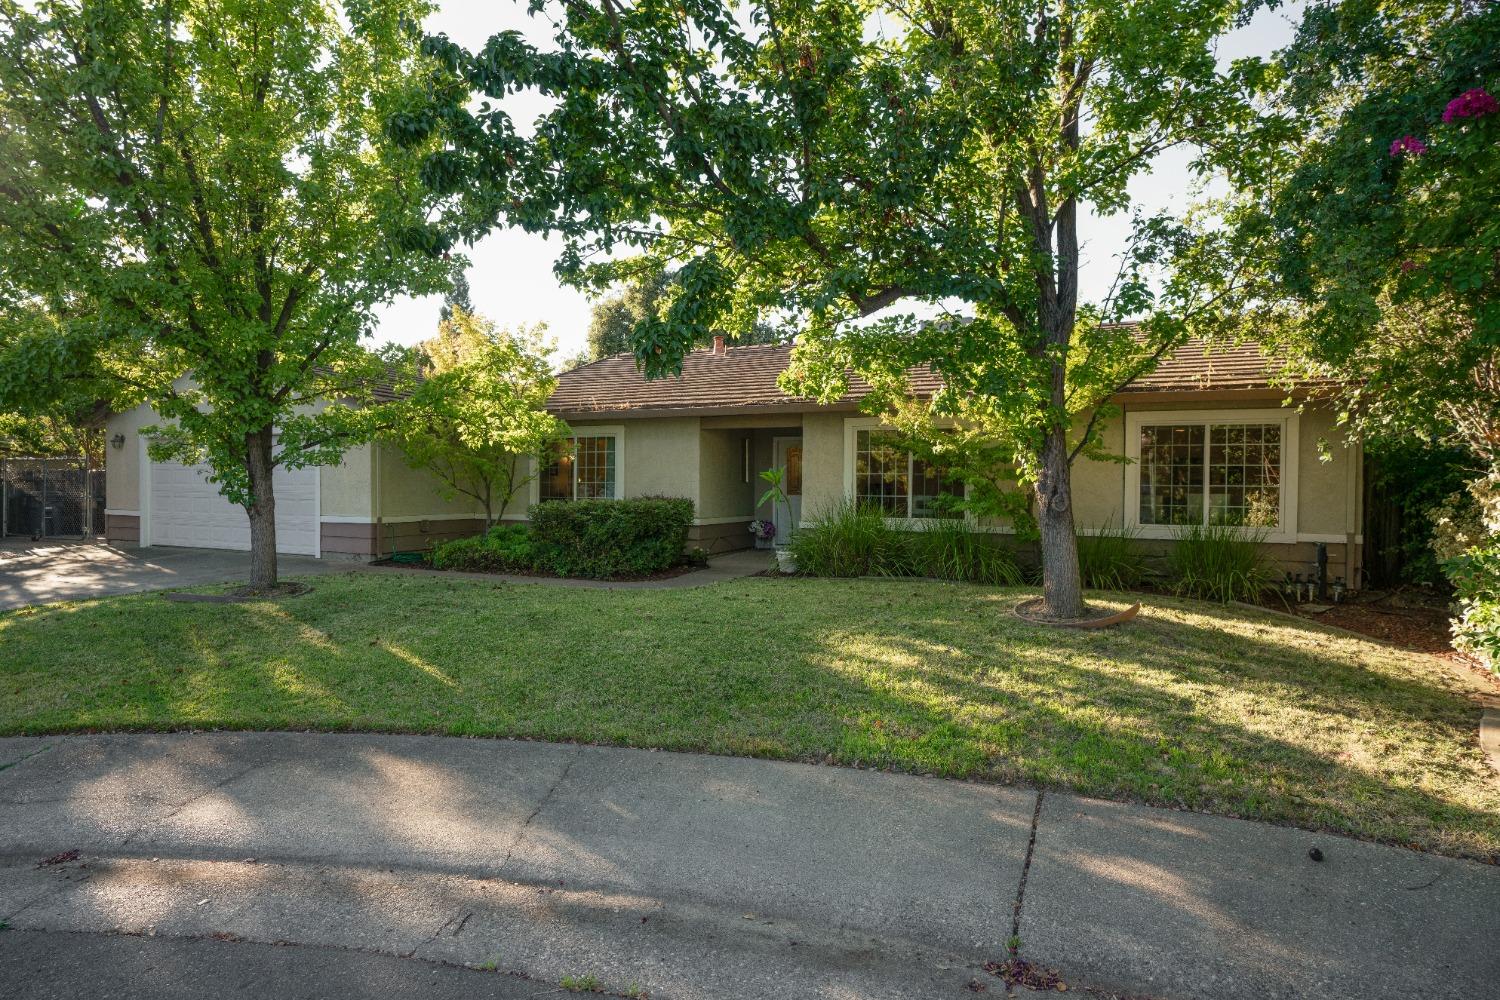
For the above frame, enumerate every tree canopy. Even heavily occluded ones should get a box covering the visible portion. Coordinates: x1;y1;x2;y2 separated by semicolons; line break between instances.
399;0;1270;616
585;268;787;363
0;0;452;586
1201;0;1499;465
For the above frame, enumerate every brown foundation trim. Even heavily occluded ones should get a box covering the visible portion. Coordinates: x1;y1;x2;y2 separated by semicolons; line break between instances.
321;519;487;559
105;513;140;547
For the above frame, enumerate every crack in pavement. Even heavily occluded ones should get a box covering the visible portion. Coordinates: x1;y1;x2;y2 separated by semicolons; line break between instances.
1010;790;1044;944
500;745;580;866
0;737;66;775
119;756;274;849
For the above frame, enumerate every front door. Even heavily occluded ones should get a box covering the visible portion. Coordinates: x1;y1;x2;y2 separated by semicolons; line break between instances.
772;437;803;545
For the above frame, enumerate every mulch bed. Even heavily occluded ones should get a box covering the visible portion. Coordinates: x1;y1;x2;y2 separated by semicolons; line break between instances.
1275;587;1455;654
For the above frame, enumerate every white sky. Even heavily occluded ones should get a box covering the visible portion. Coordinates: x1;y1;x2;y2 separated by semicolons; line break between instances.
372;1;1304;356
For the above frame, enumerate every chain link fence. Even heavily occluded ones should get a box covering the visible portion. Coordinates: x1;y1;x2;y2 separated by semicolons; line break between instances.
1;457;105;539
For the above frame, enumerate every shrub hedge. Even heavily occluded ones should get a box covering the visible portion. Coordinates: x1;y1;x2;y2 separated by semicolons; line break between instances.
1444;545;1500;672
529;496;694;578
430;498;695;579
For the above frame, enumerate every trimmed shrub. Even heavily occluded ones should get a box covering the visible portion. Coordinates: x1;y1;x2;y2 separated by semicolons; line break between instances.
430;523;537;572
899;518;1022;584
788;500;903;577
528;496;694;579
1077;525;1145;590
1168;522;1274;603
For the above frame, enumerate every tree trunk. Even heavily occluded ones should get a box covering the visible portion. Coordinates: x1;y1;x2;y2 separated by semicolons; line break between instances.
1036;423;1083;618
245;426;278;591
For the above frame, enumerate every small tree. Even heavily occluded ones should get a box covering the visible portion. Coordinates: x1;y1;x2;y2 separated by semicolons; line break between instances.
404;0;1268;617
0;0;451;589
388;309;569;529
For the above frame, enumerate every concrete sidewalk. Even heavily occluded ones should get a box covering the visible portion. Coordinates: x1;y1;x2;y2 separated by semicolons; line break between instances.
0;734;1495;999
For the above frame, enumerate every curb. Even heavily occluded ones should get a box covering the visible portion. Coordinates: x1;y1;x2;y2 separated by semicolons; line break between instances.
1482;709;1500;776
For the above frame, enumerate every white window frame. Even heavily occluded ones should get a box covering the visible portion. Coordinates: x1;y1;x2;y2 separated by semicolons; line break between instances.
842;417;965;526
530;425;625;504
1124;408;1299;544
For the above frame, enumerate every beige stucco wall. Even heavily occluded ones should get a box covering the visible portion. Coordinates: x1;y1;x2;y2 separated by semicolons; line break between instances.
322;442;374;520
799;411;845;523
784;398;1359;543
698;428;756;519
375;440;488;520
103;403;154;512
629;416;701;500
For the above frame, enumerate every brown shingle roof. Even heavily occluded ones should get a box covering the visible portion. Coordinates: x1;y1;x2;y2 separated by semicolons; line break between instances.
548;337;1289;417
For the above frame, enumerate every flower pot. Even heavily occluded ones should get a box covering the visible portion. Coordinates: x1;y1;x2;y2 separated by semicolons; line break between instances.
775;548;797;574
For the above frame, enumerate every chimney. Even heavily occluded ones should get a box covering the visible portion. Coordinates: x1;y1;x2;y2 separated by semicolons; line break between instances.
712;334;726;356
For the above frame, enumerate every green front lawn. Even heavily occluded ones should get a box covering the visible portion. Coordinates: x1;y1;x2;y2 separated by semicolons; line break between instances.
3;572;1497;859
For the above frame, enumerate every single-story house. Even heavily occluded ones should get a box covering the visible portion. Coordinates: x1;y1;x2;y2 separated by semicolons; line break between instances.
103;336;1364;585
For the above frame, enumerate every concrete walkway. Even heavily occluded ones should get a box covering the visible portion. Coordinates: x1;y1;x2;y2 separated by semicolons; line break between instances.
0;734;1495;999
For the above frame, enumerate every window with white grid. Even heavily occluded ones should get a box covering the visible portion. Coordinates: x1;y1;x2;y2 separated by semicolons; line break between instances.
537;434;618;501
1138;419;1283;528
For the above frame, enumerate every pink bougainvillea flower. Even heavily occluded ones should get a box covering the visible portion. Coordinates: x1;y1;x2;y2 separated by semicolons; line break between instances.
1400;259;1418;273
1389;134;1429;157
1442;87;1499;122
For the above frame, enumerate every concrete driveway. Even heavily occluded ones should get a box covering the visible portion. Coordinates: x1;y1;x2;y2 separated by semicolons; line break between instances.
0;539;345;610
1;733;1496;1000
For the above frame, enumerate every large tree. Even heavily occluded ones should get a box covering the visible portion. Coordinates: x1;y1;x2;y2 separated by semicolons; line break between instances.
1197;0;1499;466
0;0;451;589
404;0;1268;617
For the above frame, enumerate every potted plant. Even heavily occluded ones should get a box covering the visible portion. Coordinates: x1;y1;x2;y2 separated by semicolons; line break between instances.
747;518;777;549
758;466;797;573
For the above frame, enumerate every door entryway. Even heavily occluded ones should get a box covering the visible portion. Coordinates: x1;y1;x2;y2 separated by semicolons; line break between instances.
771;436;803;545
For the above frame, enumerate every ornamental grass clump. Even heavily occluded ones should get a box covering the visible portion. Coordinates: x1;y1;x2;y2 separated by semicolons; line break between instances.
1169;522;1274;603
1077;525;1146;590
899;518;1022;584
787;500;899;577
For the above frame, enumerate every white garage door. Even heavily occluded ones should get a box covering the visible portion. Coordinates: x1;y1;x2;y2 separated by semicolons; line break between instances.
147;459;319;556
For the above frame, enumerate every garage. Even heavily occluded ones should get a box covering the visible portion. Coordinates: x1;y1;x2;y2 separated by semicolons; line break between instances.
144;457;320;556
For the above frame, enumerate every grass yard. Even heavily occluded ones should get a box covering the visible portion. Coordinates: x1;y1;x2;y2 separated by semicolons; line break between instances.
2;571;1497;860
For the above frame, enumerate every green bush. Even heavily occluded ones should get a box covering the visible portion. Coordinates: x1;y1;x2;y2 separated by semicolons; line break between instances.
1077;525;1145;590
898;518;1022;584
789;500;1020;583
1168;522;1274;603
431;523;537;572
1443;544;1500;672
788;500;903;576
528;496;694;578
